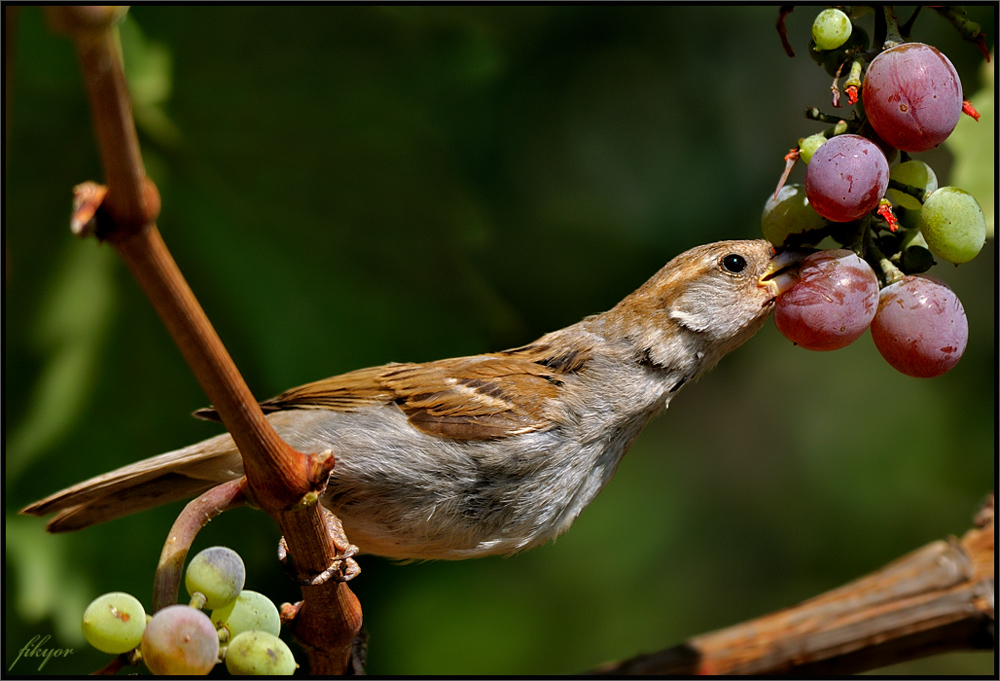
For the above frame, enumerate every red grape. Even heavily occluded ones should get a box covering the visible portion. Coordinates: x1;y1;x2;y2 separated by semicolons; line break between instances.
774;249;879;351
870;276;968;378
862;43;963;153
805;135;888;222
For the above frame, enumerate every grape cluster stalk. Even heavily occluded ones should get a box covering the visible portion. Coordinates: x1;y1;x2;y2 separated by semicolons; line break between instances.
764;5;989;378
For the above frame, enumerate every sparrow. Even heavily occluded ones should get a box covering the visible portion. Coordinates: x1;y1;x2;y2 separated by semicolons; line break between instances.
23;240;801;561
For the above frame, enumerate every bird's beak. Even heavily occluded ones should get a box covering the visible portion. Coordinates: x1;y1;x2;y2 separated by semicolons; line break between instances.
759;249;809;297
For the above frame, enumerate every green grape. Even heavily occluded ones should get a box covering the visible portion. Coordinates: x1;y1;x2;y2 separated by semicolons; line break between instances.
889;160;938;210
896;205;921;231
809;26;869;78
918;187;986;264
212;590;281;638
185;546;246;610
812;9;852;51
81;592;147;654
761;183;827;247
225;631;298;676
900;245;935;274
141;604;220;675
798;134;826;164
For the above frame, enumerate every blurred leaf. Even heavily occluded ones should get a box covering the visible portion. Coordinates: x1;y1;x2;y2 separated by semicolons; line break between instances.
120;13;181;147
6;243;117;483
5;516;92;644
946;52;994;237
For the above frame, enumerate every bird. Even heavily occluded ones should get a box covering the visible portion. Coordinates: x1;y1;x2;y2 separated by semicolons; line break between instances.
22;239;801;561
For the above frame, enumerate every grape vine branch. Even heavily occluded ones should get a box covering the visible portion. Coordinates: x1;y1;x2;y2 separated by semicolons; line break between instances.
591;495;994;675
44;6;362;675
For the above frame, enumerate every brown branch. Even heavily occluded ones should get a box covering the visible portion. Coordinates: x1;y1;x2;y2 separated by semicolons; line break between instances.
591;495;995;675
46;6;362;673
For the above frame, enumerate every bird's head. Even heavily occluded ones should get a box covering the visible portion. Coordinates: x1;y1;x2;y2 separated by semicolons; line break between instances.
601;239;804;370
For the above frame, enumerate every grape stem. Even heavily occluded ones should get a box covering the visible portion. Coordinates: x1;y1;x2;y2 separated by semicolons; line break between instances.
845;59;863;92
933;6;991;62
830;60;845;108
864;228;904;287
776;6;796;58
91;653;131;676
887;179;928;205
900;5;922;38
772;148;799;200
152;478;248;612
881;6;904;50
805;108;844;125
804;109;854;140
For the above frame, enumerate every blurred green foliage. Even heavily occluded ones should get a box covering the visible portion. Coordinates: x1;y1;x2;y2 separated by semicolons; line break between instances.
4;6;994;675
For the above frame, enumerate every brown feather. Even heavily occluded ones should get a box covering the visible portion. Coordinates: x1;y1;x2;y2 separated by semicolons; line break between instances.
195;343;592;440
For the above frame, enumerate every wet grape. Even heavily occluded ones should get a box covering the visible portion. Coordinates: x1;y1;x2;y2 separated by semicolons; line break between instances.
918;186;987;264
82;592;146;654
774;249;879;351
185;546;245;610
141;604;220;675
870;276;968;377
805;134;888;222
862;42;963;153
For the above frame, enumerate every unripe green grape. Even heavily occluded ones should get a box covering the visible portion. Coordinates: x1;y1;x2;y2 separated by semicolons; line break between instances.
918;187;986;264
185;546;246;610
81;592;147;654
809;26;868;77
141;605;220;675
889;160;938;210
225;631;298;676
900;245;935;274
812;9;852;51
798;134;826;164
761;183;827;247
211;590;281;638
896;205;920;231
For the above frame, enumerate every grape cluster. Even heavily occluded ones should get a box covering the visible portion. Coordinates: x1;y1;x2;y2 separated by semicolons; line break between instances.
80;546;296;675
765;6;989;378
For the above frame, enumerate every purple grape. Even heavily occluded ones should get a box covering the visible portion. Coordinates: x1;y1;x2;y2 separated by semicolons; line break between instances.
862;43;963;153
870;276;968;378
804;135;888;222
141;605;220;675
774;249;879;351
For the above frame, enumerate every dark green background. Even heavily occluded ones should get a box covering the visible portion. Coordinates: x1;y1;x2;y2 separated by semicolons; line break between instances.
5;6;995;675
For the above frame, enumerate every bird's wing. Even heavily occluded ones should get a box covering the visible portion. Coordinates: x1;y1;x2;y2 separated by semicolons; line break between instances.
194;342;590;440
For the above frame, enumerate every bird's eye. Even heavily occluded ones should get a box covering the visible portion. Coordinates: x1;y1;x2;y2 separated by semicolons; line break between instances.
721;254;747;273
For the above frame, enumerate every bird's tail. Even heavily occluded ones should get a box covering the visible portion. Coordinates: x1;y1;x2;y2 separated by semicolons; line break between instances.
20;432;245;533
